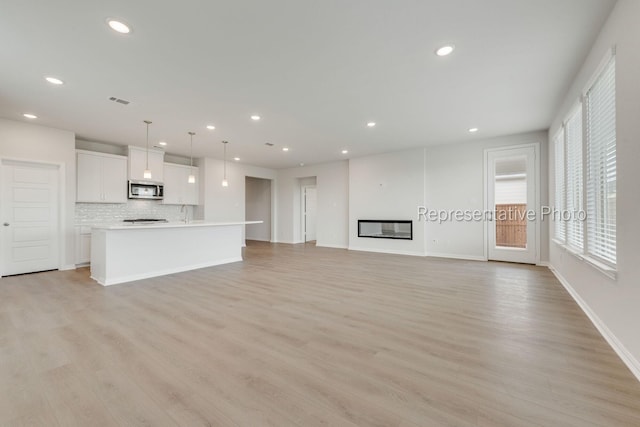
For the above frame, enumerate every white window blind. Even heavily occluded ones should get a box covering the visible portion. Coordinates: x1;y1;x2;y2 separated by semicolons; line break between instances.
553;129;566;242
586;55;616;265
565;107;583;251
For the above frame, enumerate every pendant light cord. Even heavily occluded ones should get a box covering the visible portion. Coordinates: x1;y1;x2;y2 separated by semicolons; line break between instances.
144;120;152;172
223;141;227;179
189;132;195;167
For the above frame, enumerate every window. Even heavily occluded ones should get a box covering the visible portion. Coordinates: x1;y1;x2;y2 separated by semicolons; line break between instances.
553;129;565;242
585;55;616;265
565;106;583;251
554;49;616;274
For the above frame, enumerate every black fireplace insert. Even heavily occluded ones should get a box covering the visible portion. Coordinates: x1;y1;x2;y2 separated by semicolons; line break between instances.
357;220;413;240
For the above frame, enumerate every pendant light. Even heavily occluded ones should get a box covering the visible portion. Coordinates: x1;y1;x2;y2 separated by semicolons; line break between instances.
221;140;229;187
143;120;152;179
188;132;196;184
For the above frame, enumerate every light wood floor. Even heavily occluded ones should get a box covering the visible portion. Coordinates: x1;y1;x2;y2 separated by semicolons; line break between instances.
2;241;640;426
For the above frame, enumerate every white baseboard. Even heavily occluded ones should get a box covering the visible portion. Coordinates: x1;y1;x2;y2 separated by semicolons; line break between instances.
549;265;640;383
425;252;487;262
60;264;76;271
536;261;550;267
348;246;425;257
316;243;348;249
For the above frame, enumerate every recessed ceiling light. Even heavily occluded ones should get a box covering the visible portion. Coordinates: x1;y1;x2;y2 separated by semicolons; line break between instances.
233;157;240;161
282;147;289;152
206;125;215;130
468;127;479;133
436;45;455;56
251;115;261;121
108;20;130;34
45;77;64;85
342;150;349;154
367;122;376;127
23;113;37;119
158;141;167;146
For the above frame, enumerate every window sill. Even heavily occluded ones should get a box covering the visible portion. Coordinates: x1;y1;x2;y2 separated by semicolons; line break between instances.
552;240;617;280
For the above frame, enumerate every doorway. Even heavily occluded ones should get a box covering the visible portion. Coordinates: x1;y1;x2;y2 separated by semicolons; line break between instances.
485;145;538;264
1;160;60;276
302;185;317;242
245;177;272;242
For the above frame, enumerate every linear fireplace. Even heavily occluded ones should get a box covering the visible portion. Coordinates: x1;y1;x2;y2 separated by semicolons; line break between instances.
357;220;413;240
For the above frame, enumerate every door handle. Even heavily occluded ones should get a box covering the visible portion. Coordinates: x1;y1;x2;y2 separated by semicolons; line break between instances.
3;223;9;226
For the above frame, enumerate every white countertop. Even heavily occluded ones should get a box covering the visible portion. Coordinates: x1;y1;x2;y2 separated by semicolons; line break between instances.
91;220;262;231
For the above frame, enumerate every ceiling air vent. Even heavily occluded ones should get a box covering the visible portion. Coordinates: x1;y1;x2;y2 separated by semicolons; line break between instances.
265;142;274;147
109;96;130;105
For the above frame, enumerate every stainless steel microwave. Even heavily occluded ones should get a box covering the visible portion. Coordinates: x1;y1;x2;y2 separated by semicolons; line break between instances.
128;180;164;200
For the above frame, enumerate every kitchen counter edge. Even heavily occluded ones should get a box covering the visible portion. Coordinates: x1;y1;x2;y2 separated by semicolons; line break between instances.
91;221;263;230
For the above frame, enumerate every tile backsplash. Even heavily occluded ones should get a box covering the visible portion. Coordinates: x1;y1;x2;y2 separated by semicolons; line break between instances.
75;200;194;224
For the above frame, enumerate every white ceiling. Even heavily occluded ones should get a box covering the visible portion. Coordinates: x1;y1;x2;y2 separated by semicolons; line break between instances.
0;0;616;169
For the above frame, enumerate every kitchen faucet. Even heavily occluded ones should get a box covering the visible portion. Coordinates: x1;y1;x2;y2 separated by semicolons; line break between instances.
180;204;189;223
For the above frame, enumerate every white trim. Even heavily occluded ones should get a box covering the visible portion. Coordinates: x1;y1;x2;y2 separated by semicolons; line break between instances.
301;184;317;242
484;143;541;264
75;149;127;161
60;264;76;271
348;246;424;257
426;252;487;262
92;257;243;286
552;239;617;280
536;261;550;267
483;150;488;260
549;265;640;383
0;157;65;276
581;46;616;97
58;162;67;272
316;243;348;249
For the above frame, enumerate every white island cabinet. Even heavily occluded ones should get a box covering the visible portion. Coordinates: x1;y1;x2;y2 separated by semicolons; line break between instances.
90;221;261;286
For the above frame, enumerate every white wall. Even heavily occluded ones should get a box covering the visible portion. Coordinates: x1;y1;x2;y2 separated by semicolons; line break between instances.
0;118;76;269
245;177;271;241
198;158;277;242
345;132;548;260
425;131;549;261
349;148;426;256
276;161;349;248
548;0;640;379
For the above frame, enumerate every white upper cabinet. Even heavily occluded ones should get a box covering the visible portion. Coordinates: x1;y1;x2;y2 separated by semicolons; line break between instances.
77;150;127;203
163;163;199;205
128;146;164;182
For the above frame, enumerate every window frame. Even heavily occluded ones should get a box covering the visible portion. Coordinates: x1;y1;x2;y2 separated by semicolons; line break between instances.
552;47;617;279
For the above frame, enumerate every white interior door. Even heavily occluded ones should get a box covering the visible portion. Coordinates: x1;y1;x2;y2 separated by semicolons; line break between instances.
1;160;59;276
487;146;537;264
303;186;317;242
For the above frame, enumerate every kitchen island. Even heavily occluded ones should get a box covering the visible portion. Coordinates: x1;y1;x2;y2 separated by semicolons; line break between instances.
90;221;261;286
